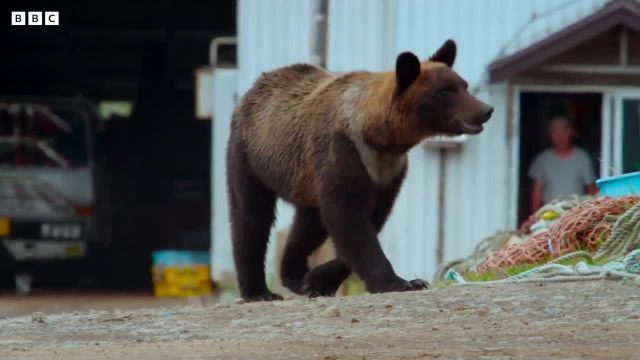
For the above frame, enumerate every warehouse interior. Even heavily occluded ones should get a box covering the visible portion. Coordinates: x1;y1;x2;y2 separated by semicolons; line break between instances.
0;0;236;290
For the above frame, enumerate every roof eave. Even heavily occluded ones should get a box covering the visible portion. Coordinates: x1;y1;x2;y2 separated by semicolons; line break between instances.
488;2;640;83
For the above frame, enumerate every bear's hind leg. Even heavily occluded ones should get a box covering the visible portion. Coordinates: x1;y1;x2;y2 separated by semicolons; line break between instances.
227;143;281;301
280;207;328;294
302;259;350;297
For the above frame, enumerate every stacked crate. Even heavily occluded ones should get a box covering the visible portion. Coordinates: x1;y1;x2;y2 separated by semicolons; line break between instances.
151;250;213;298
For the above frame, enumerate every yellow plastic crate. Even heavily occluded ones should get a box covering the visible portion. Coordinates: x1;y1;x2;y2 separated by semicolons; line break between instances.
152;265;213;298
152;265;209;283
153;280;212;298
167;266;209;283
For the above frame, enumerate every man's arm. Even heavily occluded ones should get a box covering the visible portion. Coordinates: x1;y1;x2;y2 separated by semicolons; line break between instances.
528;153;544;214
531;180;543;214
580;151;597;196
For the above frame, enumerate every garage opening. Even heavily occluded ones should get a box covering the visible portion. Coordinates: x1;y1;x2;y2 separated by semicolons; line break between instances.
518;91;603;225
1;1;237;292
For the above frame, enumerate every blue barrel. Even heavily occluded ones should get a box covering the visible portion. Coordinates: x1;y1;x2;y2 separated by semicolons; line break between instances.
596;172;640;197
151;250;210;266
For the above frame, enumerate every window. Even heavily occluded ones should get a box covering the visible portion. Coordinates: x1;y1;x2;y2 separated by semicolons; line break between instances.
0;104;88;168
622;99;640;173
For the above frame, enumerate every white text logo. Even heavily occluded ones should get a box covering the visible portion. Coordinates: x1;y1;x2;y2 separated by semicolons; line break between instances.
11;11;59;26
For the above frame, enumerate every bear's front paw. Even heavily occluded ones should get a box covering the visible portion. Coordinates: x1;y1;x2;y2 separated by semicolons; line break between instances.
407;278;430;290
244;291;284;302
366;276;429;294
281;277;304;295
301;270;342;298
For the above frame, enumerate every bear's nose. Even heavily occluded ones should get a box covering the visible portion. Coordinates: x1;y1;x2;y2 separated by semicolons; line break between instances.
480;106;494;123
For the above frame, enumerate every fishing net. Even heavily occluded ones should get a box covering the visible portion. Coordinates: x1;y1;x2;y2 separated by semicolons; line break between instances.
477;196;640;273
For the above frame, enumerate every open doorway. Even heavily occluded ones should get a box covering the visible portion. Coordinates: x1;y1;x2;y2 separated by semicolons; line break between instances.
518;91;602;224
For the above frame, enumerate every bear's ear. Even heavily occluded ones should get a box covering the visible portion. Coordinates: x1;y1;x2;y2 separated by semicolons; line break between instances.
429;39;457;67
395;52;421;95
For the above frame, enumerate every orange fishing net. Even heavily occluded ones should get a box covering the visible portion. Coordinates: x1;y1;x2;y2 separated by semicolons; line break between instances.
478;196;640;273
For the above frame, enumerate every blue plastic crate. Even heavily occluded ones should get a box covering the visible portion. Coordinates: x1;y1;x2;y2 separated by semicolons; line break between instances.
596;172;640;197
152;250;210;266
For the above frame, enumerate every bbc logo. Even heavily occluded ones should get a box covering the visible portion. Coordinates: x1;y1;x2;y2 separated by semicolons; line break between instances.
11;11;59;26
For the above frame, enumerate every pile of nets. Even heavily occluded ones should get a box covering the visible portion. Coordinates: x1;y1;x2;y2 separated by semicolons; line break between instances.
433;230;522;281
518;195;591;235
447;249;640;285
477;196;640;273
434;196;591;279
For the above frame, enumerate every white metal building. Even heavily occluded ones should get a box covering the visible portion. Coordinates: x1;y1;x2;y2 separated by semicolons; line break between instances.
210;0;640;283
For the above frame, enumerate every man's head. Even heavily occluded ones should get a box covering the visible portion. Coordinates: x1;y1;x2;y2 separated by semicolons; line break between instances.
548;116;574;151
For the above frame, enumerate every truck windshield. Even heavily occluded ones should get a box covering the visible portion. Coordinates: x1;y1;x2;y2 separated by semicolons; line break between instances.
0;104;89;168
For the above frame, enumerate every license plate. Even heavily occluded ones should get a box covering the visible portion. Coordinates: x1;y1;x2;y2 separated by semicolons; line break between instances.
0;218;9;237
66;245;82;256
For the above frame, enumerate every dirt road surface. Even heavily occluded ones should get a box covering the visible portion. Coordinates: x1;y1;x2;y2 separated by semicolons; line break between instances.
0;280;639;360
0;292;197;318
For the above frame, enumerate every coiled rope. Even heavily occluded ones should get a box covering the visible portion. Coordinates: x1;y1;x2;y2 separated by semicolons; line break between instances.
447;201;640;285
446;249;640;285
594;201;640;261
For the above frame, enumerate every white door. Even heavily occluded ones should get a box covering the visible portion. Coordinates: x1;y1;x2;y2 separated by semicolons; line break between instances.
601;92;615;177
606;90;640;176
609;89;640;175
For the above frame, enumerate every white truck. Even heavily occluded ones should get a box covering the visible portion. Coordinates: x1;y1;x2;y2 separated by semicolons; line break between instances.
0;97;104;293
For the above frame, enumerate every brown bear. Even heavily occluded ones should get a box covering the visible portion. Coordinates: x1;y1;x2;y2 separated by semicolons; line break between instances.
227;40;493;301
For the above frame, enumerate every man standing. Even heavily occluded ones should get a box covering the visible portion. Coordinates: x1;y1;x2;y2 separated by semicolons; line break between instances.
529;116;597;213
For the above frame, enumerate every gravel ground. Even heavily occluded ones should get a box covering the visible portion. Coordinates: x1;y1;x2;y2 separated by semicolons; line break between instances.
0;292;201;318
0;280;639;360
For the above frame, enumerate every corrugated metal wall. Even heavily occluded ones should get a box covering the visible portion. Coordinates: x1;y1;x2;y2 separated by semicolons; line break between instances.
327;0;396;71
211;69;237;279
213;0;610;283
237;0;314;94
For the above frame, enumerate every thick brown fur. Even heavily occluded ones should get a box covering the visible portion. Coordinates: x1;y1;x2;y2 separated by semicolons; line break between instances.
227;40;493;301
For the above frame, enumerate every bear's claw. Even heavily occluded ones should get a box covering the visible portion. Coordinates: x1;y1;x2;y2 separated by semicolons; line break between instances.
245;291;284;302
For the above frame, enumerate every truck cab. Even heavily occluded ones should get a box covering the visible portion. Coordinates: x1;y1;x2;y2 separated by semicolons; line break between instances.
0;97;103;293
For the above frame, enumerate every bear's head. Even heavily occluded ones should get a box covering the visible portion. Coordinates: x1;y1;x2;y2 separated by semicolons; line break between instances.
394;40;493;136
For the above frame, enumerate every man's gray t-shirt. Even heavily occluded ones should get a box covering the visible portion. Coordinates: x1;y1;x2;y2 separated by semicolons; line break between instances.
528;148;595;203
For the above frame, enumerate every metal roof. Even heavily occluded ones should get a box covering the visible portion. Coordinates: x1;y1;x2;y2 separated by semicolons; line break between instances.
489;0;640;82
